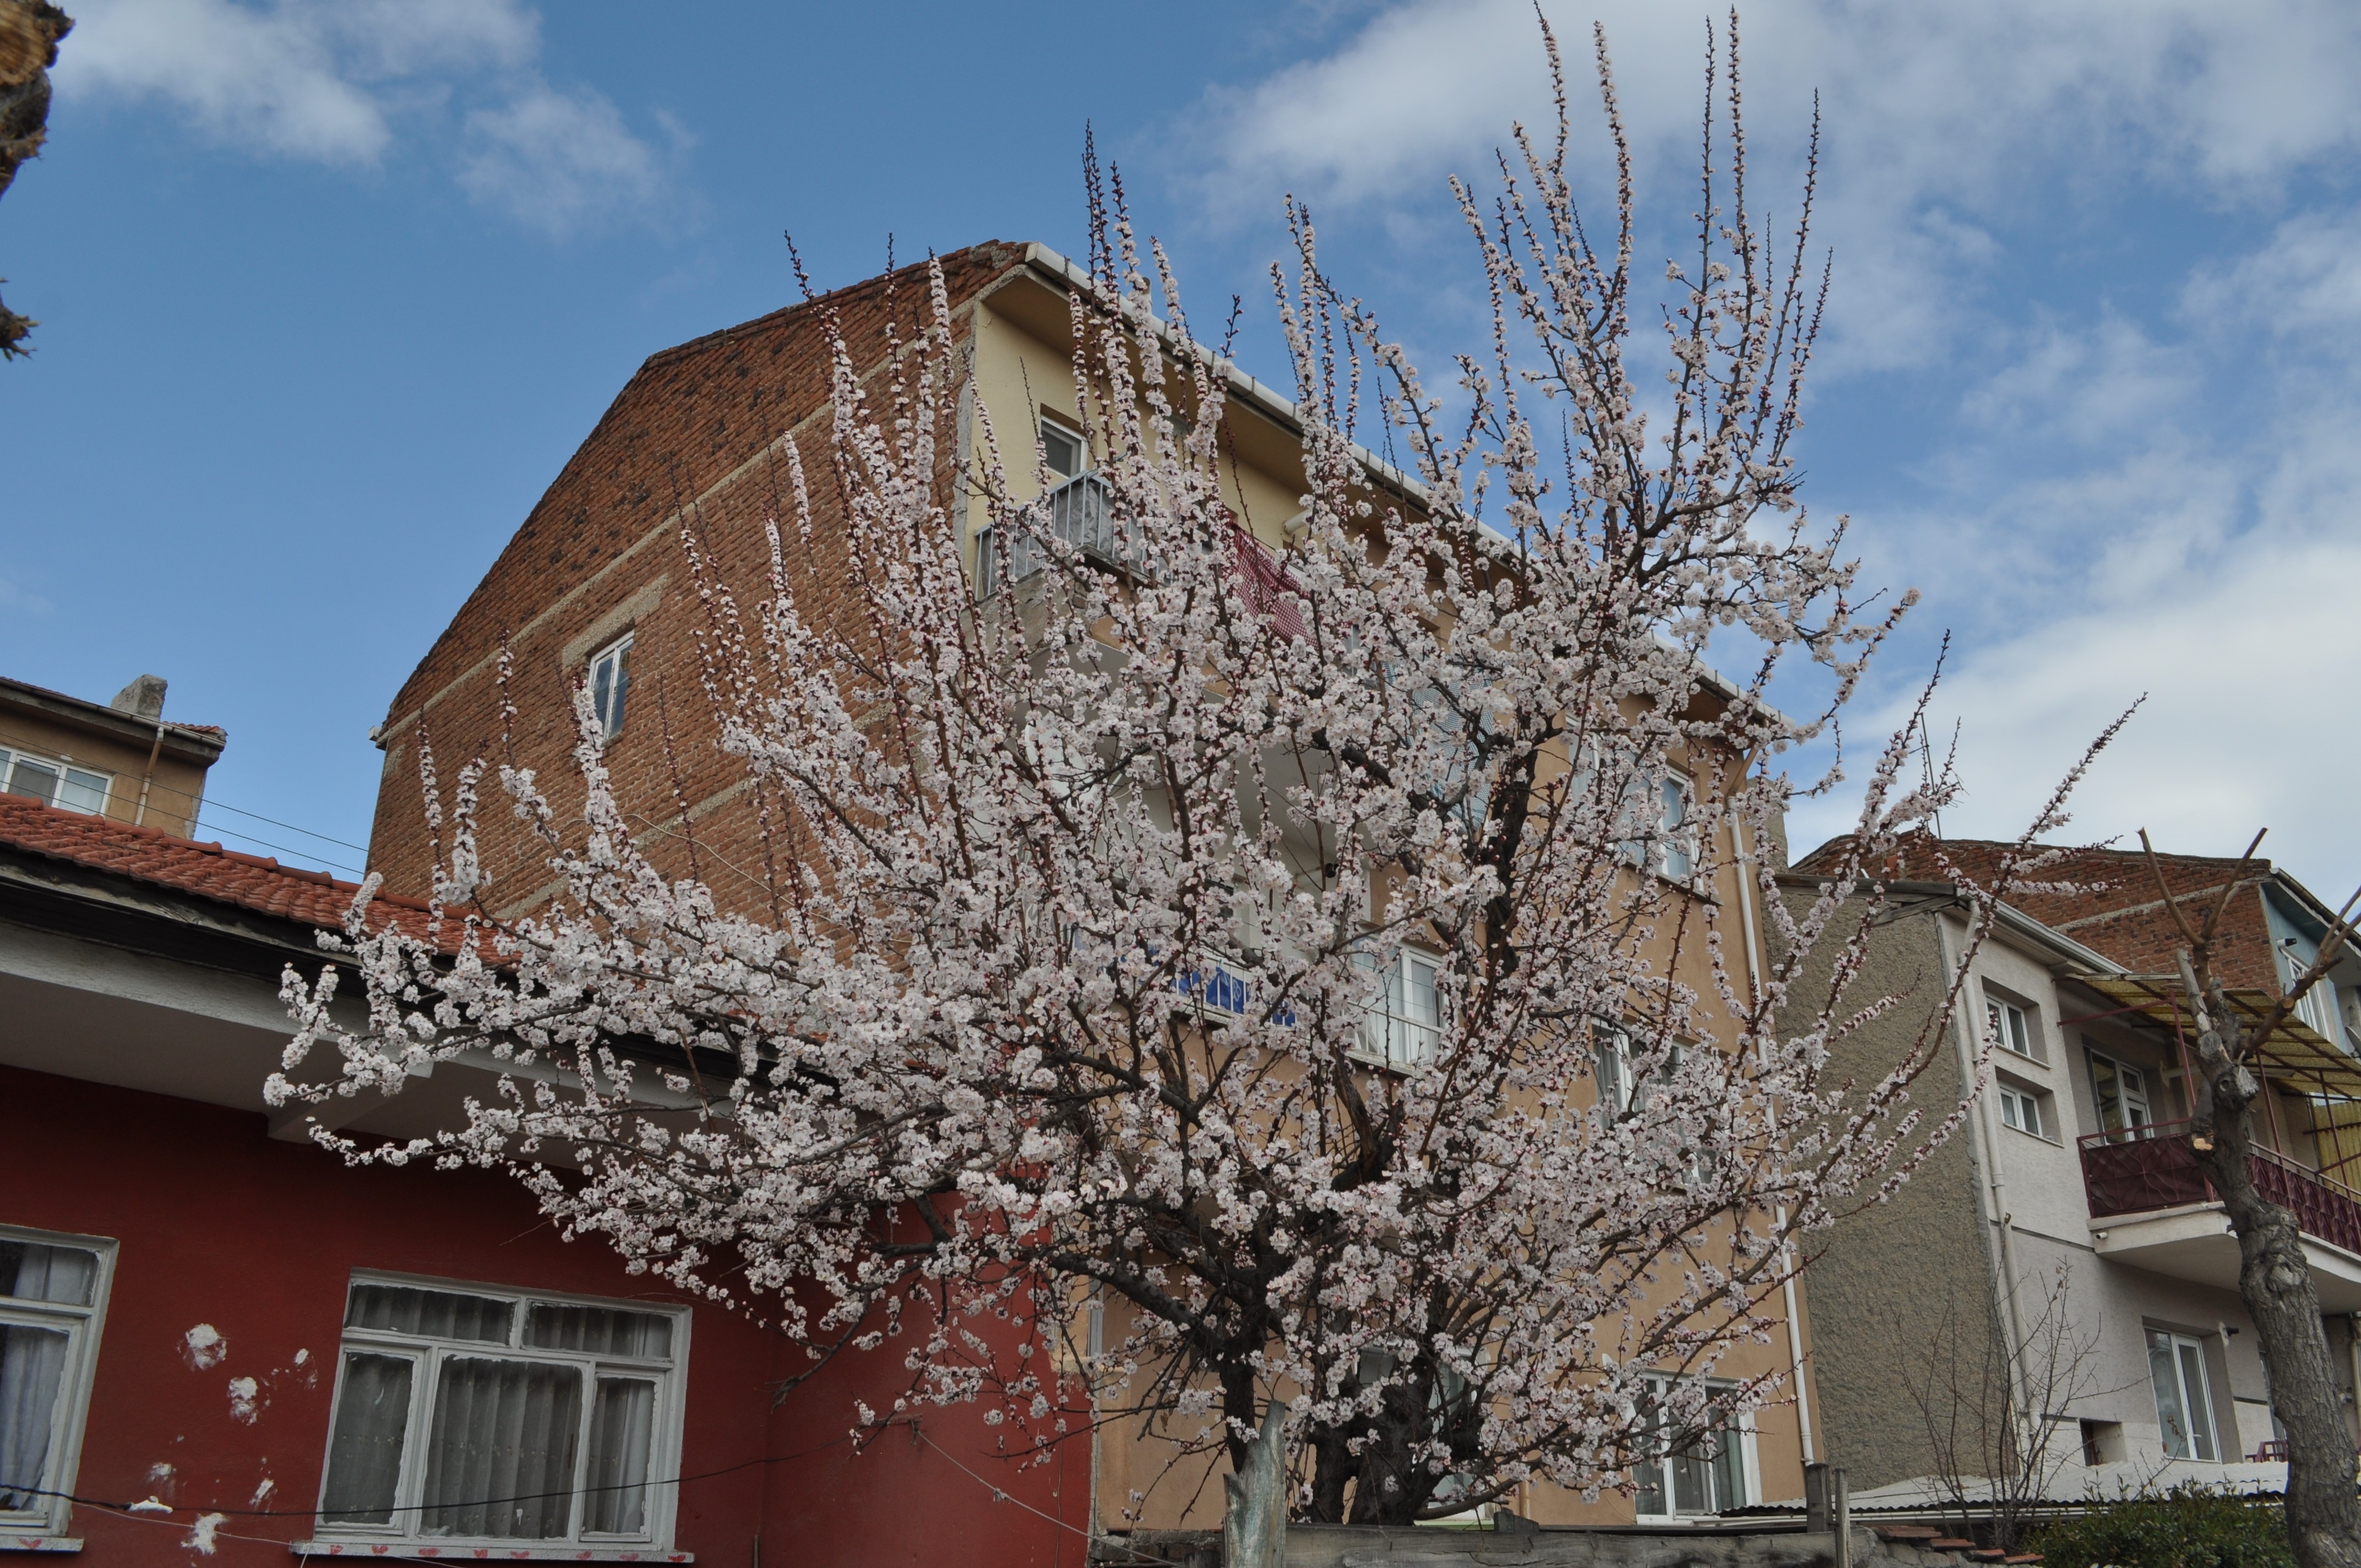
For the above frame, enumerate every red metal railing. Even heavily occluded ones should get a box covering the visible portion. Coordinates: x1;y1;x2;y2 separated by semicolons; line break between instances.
2080;1118;2361;1255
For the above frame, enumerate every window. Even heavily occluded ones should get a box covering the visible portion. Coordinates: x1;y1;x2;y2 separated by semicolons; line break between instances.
1995;1078;2049;1140
0;1225;116;1542
0;748;111;815
1633;1376;1750;1516
1985;993;2039;1060
1593;1022;1688;1115
1356;948;1443;1069
2147;1329;2218;1461
587;635;632;744
314;1277;688;1548
1595;1021;1643;1115
2088;1051;2153;1142
1654;777;1694;881
1037;414;1084;480
2277;939;2343;1046
1603;760;1695;883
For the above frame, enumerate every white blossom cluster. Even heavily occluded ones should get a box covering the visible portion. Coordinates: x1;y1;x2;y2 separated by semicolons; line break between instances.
273;23;2096;1528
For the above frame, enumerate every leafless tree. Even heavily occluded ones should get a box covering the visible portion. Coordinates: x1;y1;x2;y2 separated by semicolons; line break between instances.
1896;1260;2124;1551
2142;829;2361;1568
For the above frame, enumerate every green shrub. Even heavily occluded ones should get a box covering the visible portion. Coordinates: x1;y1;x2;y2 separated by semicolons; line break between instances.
2032;1485;2293;1568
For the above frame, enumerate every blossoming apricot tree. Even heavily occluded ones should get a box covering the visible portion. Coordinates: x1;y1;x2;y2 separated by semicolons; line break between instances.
274;19;2101;1545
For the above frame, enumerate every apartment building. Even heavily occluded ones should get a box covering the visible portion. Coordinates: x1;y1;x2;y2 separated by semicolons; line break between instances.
351;243;1819;1536
1793;838;2361;1503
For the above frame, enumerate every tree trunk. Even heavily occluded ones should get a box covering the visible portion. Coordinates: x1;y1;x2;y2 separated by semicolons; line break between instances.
2185;973;2361;1568
1223;1400;1287;1568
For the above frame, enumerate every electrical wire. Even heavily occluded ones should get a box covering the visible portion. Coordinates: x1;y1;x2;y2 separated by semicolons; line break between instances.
187;819;365;875
187;797;371;854
13;1433;854;1523
0;721;369;874
915;1429;1185;1568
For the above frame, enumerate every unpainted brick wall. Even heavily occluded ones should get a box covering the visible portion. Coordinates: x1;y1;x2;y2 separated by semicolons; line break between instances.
366;242;1024;908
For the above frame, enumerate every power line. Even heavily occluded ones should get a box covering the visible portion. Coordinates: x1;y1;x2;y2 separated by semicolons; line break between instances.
190;818;365;876
191;796;370;854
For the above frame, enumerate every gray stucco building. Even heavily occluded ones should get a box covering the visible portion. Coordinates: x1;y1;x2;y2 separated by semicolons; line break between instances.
1786;844;2361;1501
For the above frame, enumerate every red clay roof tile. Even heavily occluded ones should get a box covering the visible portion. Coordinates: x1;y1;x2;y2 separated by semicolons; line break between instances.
0;793;437;940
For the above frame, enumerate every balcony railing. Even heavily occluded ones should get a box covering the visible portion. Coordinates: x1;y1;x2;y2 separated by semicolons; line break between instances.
973;476;1305;643
975;473;1149;595
2080;1118;2361;1255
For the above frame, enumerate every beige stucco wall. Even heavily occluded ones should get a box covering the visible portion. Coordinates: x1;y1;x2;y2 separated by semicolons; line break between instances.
0;701;215;839
962;270;1819;1528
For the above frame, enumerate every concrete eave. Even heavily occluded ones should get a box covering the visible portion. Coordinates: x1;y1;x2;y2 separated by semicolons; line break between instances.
2092;1201;2361;1312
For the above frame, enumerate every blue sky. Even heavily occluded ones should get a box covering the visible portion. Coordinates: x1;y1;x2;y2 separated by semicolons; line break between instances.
6;0;2359;899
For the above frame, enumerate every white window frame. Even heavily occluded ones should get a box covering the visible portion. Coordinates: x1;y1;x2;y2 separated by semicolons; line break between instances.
1595;753;1696;885
1984;992;2041;1061
1631;1374;1755;1518
586;634;633;746
1354;947;1444;1070
0;1222;118;1543
1995;1077;2050;1140
308;1272;691;1554
2147;1328;2219;1462
2087;1049;2154;1141
1037;412;1086;481
0;747;113;816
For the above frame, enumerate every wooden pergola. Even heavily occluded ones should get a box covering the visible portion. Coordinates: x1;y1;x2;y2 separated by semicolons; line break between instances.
2063;973;2361;1182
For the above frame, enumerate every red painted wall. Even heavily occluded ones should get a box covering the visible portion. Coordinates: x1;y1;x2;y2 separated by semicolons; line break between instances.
0;1065;1086;1566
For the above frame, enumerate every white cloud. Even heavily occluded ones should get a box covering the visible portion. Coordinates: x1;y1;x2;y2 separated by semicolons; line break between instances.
1195;3;2361;895
456;85;679;239
1180;0;2361;373
56;0;673;234
1782;203;2361;896
1789;523;2361;898
0;574;55;617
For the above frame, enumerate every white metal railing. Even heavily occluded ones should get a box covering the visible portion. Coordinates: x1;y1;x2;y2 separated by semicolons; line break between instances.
975;473;1151;597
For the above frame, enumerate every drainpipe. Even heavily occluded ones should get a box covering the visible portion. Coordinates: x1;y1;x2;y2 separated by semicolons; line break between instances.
131;714;167;827
1734;813;1816;1464
1934;910;2036;1436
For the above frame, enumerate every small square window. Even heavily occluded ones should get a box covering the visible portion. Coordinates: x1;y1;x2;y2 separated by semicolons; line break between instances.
588;635;633;744
0;1224;117;1542
1996;1080;2048;1139
1985;995;2039;1060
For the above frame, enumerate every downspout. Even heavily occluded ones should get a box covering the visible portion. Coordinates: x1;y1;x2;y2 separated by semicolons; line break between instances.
1734;813;1816;1465
1934;909;2035;1430
131;714;167;827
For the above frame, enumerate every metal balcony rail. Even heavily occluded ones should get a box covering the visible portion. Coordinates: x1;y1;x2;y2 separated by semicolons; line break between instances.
975;473;1150;595
2079;1117;2361;1255
973;477;1305;644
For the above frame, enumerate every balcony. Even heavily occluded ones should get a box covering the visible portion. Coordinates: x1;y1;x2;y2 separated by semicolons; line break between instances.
975;472;1149;595
2080;1119;2361;1309
973;475;1304;640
